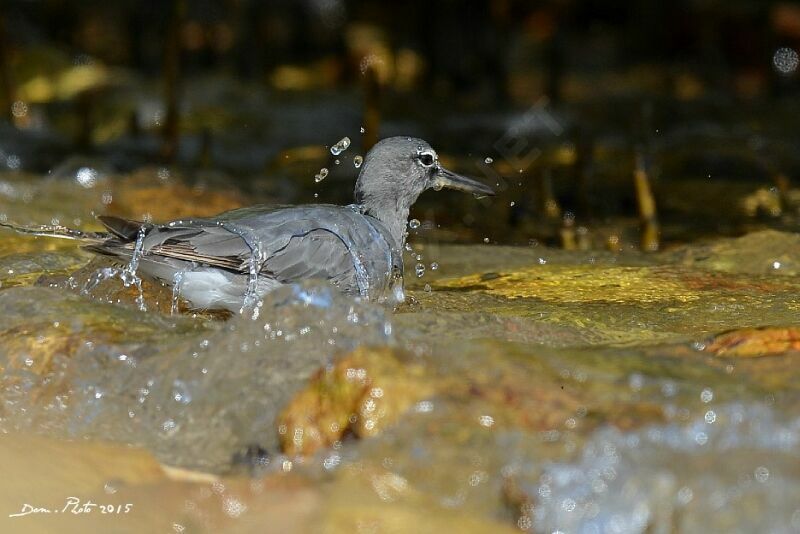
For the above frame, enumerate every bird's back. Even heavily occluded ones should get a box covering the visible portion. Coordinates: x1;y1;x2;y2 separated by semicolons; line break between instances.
93;204;405;308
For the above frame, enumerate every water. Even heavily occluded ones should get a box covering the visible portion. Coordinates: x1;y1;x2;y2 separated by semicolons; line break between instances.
0;282;391;472
314;167;329;182
510;404;800;533
171;270;185;315
2;166;800;532
330;137;351;156
120;224;147;311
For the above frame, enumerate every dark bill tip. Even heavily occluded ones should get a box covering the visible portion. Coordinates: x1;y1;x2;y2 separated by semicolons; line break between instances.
433;167;495;197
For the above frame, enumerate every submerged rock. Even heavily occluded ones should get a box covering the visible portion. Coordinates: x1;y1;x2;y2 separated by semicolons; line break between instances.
704;326;800;358
278;346;433;456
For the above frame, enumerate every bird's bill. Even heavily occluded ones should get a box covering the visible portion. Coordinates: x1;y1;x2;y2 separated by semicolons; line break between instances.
431;167;495;197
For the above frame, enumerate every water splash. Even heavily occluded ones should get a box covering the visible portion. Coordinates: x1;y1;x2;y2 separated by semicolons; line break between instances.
120;225;147;311
330;136;351;156
0;282;393;471
217;221;264;318
315;168;329;183
171;270;185;315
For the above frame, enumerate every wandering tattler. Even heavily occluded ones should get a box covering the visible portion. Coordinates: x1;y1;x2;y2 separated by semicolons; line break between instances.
1;137;494;312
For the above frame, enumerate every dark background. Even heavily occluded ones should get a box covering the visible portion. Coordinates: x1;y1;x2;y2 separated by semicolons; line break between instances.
1;0;799;247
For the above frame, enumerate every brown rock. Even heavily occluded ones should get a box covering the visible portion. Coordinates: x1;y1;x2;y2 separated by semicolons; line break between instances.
277;346;434;456
704;326;800;358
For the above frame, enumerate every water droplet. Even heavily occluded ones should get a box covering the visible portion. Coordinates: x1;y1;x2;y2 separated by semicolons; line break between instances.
430;262;439;270
330;136;351;156
353;155;363;168
360;127;365;134
424;283;431;292
484;157;493;164
314;167;329;182
415;263;425;277
478;415;494;427
483;237;490;243
75;167;98;188
409;219;420;229
754;466;770;483
773;47;799;75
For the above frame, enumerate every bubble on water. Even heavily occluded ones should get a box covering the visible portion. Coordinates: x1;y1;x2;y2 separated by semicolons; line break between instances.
484;157;493;164
430;262;439;271
415;263;425;277
360;127;365;134
676;486;693;505
6;154;21;170
754;466;770;483
223;496;247;518
408;219;420;229
629;373;644;391
773;47;799;75
562;498;577;512
700;388;714;403
11;100;28;118
172;380;192;405
330;136;351;156
314;167;329;182
160;419;179;437
478;415;494;427
353;155;363;168
424;284;431;292
483;237;490;243
334;159;340;165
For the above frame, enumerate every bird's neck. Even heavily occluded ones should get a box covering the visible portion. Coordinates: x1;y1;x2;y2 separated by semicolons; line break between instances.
360;196;410;248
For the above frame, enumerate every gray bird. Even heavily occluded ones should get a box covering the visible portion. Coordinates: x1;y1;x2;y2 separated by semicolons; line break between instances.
2;137;494;312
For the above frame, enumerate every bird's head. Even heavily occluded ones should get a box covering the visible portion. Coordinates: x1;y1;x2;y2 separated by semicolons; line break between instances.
355;137;495;223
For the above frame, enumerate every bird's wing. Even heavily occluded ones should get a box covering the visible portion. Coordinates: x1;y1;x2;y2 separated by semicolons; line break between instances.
96;215;357;286
261;229;356;287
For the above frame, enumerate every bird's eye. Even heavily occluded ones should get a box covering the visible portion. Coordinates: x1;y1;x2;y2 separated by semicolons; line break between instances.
418;153;435;166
